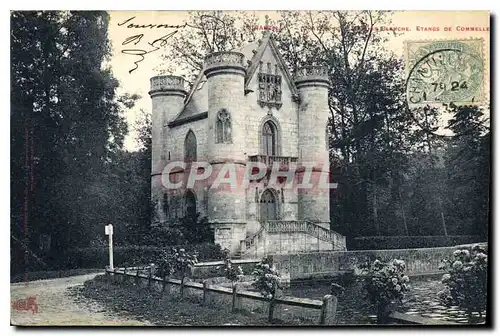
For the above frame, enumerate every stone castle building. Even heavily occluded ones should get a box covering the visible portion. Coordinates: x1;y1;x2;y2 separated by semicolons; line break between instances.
149;32;346;256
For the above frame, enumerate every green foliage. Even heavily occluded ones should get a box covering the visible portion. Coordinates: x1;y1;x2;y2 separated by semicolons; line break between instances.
10;11;147;274
218;249;244;283
11;10;490;277
444;104;490;238
359;258;410;321
352;235;483;250
154;249;175;278
171;213;214;244
438;244;487;321
171;247;198;278
61;243;224;270
251;257;282;299
158;11;259;82
134;226;186;247
134;213;214;247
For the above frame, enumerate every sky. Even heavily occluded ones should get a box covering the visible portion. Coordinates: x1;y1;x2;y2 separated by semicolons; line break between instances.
106;10;490;151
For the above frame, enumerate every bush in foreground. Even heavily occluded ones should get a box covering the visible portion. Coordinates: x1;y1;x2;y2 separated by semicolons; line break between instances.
438;244;487;323
359;258;410;324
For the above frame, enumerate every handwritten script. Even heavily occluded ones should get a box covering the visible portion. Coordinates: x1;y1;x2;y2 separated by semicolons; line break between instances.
118;16;185;74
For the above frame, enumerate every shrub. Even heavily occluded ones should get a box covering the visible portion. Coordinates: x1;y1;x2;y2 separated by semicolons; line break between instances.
438;244;487;323
136;226;186;247
352;235;483;250
251;256;282;299
154;249;175;278
128;213;213;247
359;258;410;324
153;247;198;280
171;247;198;278
172;213;214;244
218;249;244;284
62;243;225;269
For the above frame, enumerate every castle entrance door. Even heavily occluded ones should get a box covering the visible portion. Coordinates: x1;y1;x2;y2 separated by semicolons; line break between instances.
260;189;277;222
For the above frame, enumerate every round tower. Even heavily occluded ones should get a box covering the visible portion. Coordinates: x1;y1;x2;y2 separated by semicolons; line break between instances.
294;66;331;229
204;51;247;253
148;75;187;225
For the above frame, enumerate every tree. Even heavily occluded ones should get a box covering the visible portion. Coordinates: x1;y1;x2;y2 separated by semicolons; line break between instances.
274;11;415;239
158;11;258;84
11;11;135;272
444;104;490;238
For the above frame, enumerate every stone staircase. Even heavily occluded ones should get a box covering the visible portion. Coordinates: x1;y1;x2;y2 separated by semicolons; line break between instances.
238;220;346;259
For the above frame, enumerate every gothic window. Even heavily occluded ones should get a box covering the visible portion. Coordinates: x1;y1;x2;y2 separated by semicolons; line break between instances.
185;190;197;217
184;130;197;162
215;109;232;143
262;121;278;156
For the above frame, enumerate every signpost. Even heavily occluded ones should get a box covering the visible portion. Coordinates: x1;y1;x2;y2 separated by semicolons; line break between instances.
105;224;114;271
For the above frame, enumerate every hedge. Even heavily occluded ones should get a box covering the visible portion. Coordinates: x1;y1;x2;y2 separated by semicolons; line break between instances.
59;243;225;269
352;235;484;250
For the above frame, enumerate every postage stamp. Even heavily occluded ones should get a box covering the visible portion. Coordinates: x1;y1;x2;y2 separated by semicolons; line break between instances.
405;38;485;106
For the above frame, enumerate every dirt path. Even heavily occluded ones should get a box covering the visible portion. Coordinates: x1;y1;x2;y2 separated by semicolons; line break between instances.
10;273;153;326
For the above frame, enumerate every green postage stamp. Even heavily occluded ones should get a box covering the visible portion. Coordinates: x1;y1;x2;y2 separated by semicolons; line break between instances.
405;38;485;106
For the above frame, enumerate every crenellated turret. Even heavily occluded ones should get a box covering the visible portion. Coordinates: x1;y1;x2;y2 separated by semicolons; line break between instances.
203;51;247;252
149;75;187;225
294;66;331;228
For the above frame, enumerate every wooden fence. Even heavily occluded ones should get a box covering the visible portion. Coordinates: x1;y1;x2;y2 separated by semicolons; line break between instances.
106;267;338;325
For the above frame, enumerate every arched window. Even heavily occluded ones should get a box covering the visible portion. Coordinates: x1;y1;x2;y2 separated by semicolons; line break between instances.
215;109;232;144
184;130;197;162
261;121;278;156
185;190;197;217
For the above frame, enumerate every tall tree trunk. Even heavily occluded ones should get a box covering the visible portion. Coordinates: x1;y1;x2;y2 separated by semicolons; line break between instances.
398;188;409;236
373;183;379;235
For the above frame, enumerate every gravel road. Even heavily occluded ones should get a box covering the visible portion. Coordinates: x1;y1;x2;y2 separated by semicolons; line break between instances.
10;273;152;326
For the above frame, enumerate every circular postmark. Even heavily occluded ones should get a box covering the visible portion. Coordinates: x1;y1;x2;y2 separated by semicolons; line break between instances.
406;40;484;106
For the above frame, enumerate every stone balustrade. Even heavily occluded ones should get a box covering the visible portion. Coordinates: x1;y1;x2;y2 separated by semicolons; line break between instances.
150;75;187;93
204;51;246;75
248;155;298;167
293;66;330;88
265;220;342;246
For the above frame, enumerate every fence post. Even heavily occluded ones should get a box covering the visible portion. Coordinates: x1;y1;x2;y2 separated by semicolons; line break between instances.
268;283;277;322
203;280;209;306
232;283;239;312
121;268;126;284
180;276;185;298
319;294;335;325
162;275;170;295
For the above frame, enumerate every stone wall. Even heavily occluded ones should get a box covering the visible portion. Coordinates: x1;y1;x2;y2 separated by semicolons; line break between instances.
271;243;487;280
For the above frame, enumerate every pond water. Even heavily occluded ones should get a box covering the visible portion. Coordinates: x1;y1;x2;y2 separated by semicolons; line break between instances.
284;274;486;325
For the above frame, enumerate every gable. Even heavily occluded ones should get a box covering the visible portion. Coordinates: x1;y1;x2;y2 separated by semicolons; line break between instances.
244;34;297;96
170;32;296;126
